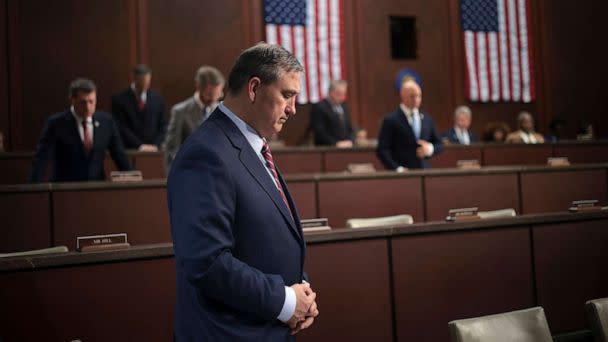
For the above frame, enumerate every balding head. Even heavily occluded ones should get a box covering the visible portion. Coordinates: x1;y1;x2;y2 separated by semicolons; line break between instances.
400;79;422;109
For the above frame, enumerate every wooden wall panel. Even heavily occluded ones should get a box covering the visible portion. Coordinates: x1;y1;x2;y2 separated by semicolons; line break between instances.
146;0;247;119
3;0;608;149
537;1;608;139
53;188;171;249
0;258;176;341
0;192;51;252
354;0;455;138
299;240;393;342
533;219;608;333
392;227;534;341
10;0;133;150
318;177;423;227
521;169;608;214
425;174;520;221
0;0;8;150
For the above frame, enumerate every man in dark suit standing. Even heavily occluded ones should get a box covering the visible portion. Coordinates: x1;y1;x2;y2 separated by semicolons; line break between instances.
377;79;443;170
167;43;318;341
111;64;166;151
310;79;354;147
28;78;132;182
440;105;477;145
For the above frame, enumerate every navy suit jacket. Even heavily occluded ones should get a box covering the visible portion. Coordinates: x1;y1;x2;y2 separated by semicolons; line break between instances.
167;108;306;341
377;107;443;169
28;110;132;182
310;99;354;146
440;127;477;144
111;88;166;148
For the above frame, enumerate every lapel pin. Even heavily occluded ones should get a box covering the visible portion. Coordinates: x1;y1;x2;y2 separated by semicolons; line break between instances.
94;121;100;128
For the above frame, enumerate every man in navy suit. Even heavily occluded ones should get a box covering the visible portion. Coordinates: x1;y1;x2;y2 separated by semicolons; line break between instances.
310;79;354;147
28;78;132;182
377;79;443;170
111;64;166;151
440;105;477;145
167;43;318;341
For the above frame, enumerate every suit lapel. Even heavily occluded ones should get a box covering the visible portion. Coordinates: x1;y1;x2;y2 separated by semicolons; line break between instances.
64;111;90;156
92;113;103;153
212;110;302;244
396;107;417;143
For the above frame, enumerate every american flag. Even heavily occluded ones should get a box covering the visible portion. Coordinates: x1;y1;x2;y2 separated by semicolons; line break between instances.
264;0;345;104
461;0;535;103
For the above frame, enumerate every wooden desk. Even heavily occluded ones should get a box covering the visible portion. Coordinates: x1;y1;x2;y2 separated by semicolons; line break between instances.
322;149;383;172
533;218;608;333
423;168;521;221
0;184;51;253
2;212;606;341
0;152;35;184
51;181;170;250
520;166;608;214
483;144;553;166
316;172;424;227
431;144;483;168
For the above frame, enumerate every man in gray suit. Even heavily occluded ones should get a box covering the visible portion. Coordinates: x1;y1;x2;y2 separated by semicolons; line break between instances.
163;65;225;171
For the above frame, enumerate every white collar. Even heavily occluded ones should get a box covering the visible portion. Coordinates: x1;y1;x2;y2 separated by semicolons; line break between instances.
70;107;92;124
400;103;420;118
218;102;265;155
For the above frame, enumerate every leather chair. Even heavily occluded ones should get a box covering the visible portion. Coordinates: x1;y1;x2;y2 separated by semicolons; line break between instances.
346;214;413;228
448;307;553;342
586;298;608;342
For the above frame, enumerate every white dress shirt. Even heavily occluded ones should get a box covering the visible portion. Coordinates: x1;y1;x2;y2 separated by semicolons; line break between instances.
519;131;538;144
70;107;94;143
454;126;471;145
219;102;297;323
130;83;147;104
399;103;434;156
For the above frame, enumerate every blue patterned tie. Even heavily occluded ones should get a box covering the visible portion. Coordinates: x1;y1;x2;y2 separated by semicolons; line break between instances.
412;112;421;140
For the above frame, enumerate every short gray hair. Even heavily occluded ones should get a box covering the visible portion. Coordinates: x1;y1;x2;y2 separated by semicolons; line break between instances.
328;79;347;92
195;66;225;89
454;105;472;119
226;42;304;95
517;111;533;123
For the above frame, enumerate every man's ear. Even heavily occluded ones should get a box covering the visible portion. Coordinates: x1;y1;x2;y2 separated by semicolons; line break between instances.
248;77;261;103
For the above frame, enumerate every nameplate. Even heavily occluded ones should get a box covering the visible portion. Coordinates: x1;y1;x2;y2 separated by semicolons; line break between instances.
110;170;143;182
301;218;331;232
347;163;376;173
569;200;601;212
547;157;570;167
446;207;481;222
77;233;130;252
457;160;481;169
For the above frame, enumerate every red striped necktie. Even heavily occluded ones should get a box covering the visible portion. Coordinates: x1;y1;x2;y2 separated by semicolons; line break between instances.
261;141;292;218
82;120;92;152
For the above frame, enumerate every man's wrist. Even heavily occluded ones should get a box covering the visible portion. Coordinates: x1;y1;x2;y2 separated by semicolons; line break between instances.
277;286;296;322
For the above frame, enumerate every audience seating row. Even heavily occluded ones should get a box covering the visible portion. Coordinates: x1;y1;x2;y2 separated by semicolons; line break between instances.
1;141;607;184
1;211;606;341
0;164;608;253
2;164;606;253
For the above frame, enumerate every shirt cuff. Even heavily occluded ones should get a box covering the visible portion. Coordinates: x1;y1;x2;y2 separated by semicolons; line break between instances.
426;143;435;157
277;286;296;322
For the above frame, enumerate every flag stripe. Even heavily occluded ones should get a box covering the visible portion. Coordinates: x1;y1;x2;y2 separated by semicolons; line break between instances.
498;0;510;100
488;32;500;101
524;0;535;100
464;31;479;101
461;0;534;103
